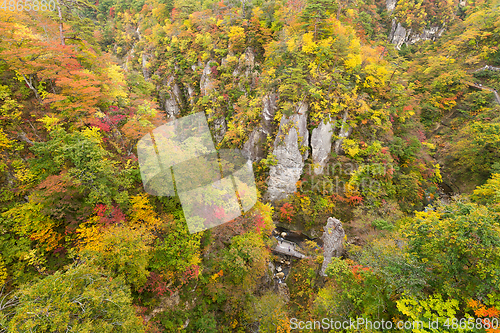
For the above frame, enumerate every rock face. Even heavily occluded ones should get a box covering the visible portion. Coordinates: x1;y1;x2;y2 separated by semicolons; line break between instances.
200;60;216;96
386;0;446;50
333;109;352;155
389;19;446;50
265;102;309;202
261;92;277;131
163;76;182;119
242;93;278;162
277;283;290;303
233;48;254;74
386;0;397;11
142;53;151;80
242;129;268;162
211;117;227;144
320;217;345;277
187;84;195;106
474;65;500;73
311;118;334;175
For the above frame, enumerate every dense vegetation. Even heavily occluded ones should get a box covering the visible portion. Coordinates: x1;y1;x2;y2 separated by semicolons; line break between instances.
0;0;499;331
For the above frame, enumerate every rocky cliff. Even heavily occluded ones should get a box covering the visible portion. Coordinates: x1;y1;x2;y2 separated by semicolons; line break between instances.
387;0;447;50
265;102;309;202
389;19;446;50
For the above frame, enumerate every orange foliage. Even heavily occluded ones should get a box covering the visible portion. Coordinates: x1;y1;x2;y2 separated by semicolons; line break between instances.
468;299;500;332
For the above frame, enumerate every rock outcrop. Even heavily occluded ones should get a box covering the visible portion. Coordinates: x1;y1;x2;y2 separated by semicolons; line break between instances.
333;109;352;155
389;19;446;50
386;0;397;11
163;76;182;119
386;0;445;49
187;84;195;106
233;47;256;79
311;118;334;175
211;116;227;144
200;60;216;96
242;129;268;162
474;65;500;73
277;283;290;302
142;52;151;80
242;93;278;162
320;217;345;276
265;102;309;202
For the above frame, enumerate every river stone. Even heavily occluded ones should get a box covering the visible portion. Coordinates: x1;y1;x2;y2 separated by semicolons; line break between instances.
311;118;334;175
320;217;345;277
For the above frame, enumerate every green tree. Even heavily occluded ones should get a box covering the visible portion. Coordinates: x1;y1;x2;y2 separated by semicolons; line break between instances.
30;127;134;206
401;201;500;301
7;262;145;332
300;0;336;39
245;291;291;333
472;173;500;207
77;224;152;290
220;231;269;287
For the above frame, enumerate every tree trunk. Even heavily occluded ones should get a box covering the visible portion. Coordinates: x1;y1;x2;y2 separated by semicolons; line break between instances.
21;74;41;101
57;0;65;46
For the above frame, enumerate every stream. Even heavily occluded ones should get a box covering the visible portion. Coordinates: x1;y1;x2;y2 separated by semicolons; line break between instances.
422;182;458;211
270;226;321;283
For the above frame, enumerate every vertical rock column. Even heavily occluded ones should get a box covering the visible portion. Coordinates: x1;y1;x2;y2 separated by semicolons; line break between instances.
320;217;345;276
265;102;309;202
242;93;278;162
163;76;182;119
311;117;334;175
200;60;227;143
